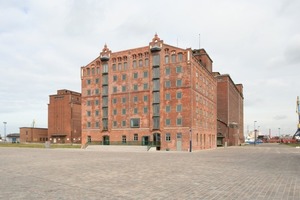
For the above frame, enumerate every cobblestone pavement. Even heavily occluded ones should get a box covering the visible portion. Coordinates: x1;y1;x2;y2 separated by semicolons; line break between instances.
0;144;299;200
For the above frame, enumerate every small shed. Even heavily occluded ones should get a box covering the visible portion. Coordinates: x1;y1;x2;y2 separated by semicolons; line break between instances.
6;133;20;143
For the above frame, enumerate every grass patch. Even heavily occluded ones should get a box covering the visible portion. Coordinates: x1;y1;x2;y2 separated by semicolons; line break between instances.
0;143;81;149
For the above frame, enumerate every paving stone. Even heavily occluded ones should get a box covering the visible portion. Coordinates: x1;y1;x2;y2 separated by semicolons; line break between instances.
0;143;299;199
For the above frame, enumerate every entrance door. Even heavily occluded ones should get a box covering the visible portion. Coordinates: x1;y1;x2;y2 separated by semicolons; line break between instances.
153;133;161;150
103;135;110;145
142;136;149;145
176;133;182;151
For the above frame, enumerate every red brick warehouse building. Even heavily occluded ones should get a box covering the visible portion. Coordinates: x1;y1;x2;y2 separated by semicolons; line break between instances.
48;89;81;144
81;34;218;151
214;73;244;146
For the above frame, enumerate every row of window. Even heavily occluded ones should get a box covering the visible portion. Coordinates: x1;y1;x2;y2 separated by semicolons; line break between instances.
85;66;183;86
86;104;183;117
85;91;183;106
85;117;183;128
83;53;184;76
86;83;184;96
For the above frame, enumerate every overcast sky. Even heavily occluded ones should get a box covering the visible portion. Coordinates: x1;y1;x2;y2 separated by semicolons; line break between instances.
0;0;299;137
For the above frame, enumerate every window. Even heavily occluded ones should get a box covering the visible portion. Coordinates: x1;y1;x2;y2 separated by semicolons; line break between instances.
87;111;91;117
102;75;108;85
95;89;99;95
144;106;148;113
113;109;117;115
152;54;160;66
171;54;176;63
143;83;148;90
166;133;171;141
87;90;91;96
122;85;126;92
134;134;138;141
118;63;122;71
152;67;160;79
153;117;160;129
122;135;126;144
176;118;182;126
122;108;126;115
133;72;138;79
165;67;170;75
176;91;182;99
165;55;169;64
133;96;138;102
176;66;182;73
176;79;182;87
102;86;108;95
122;97;126;103
113;87;117;93
165;105;171;113
153;104;160;116
95;78;99;84
153;79;160;91
113;121;117;127
134;107;138;114
143;95;148;102
178;53;183;62
96;67;100;74
87;68;90;75
112;64;116;71
95;110;99;116
95;121;99;128
122;74;127;81
165;119;171;126
113;98;117;104
87;79;91;85
92;68;95;75
102;63;108;73
165;80;171;88
87;100;91;106
153;92;160;103
176;104;182;112
145;58;149;66
87;122;91;128
165;93;171;100
113;75;118;81
130;118;140;128
133;60;137;68
139;59;143;67
122;121;126;127
133;84;138;91
143;71;148;78
102;108;108;118
102;96;108;106
124;62;128;70
95;99;99;105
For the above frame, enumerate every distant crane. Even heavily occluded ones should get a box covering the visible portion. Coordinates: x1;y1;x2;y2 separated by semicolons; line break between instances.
293;96;300;141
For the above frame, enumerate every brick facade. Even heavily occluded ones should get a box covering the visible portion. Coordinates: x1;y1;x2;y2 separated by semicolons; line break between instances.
215;74;244;146
19;127;48;143
48;89;81;143
81;34;218;151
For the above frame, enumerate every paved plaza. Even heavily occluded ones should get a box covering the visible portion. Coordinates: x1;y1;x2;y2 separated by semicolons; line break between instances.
0;144;299;200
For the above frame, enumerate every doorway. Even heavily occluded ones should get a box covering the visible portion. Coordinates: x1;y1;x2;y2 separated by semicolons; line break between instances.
176;133;182;151
153;133;161;150
142;136;149;145
103;135;110;145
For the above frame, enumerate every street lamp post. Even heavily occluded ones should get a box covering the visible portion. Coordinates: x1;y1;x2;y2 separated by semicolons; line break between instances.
278;128;281;143
189;128;192;152
254;121;257;146
3;122;7;142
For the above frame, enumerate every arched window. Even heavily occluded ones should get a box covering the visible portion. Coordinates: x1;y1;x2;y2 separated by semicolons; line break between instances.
165;55;169;64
